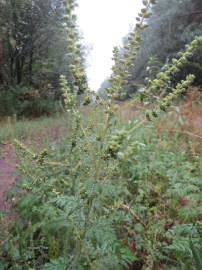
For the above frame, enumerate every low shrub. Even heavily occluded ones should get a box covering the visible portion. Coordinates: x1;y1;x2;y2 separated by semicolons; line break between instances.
0;107;201;269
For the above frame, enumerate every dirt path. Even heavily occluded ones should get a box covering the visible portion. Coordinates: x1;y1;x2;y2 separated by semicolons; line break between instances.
0;144;17;213
0;126;63;214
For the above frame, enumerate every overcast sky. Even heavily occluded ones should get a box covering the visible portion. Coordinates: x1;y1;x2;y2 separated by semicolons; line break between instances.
77;0;143;91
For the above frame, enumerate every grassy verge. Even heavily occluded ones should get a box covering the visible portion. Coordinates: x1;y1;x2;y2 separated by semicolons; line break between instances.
0;113;69;145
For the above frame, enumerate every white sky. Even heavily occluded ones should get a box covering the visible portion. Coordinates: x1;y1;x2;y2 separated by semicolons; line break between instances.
77;0;143;91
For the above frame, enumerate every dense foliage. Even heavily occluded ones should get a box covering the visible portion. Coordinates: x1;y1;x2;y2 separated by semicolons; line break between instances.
0;1;202;269
105;0;202;98
133;0;202;86
1;99;202;270
0;0;88;117
1;35;202;269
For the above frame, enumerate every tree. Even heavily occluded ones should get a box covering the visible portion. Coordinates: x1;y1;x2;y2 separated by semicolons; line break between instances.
108;0;202;98
0;0;88;116
129;0;202;94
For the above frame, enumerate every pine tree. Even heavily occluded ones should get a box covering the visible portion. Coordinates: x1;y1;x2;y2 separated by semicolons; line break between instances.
0;0;89;116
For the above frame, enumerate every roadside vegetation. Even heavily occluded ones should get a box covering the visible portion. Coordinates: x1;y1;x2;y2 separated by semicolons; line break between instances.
0;0;202;270
0;114;68;145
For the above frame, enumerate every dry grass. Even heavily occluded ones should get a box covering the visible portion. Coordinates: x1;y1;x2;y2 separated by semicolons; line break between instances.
118;88;202;155
0;113;69;145
116;100;146;121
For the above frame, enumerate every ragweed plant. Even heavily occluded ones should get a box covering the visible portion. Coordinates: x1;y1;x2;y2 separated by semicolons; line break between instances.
1;114;201;270
146;74;196;121
60;75;76;111
109;0;156;99
63;0;88;95
150;36;202;94
1;2;202;270
138;35;202;120
140;35;202;104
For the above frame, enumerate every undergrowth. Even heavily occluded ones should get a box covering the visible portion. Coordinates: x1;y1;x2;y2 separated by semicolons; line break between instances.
0;110;201;270
0;5;202;269
0;114;69;146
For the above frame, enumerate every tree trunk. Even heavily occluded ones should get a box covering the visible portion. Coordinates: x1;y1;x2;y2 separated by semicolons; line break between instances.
10;57;14;83
16;55;22;84
0;38;3;84
29;50;33;85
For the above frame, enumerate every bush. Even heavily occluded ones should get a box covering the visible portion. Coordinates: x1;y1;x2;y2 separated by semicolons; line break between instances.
0;85;60;118
0;106;201;269
1;17;202;270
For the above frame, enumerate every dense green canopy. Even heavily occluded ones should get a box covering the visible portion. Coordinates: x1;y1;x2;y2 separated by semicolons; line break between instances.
0;0;87;117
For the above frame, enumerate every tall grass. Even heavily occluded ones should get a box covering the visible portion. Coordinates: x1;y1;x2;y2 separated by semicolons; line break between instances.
0;114;69;145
